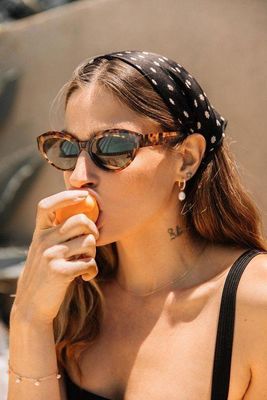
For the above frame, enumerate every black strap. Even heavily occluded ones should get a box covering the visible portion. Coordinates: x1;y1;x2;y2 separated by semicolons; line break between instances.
211;248;266;399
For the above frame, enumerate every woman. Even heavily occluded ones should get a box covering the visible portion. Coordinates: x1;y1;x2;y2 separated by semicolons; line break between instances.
8;51;267;400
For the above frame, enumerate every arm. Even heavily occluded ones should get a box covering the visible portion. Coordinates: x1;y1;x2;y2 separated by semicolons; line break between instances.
7;190;99;399
7;314;62;400
239;253;267;399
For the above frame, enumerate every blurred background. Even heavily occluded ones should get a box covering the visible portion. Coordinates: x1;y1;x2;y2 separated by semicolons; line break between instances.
0;0;266;397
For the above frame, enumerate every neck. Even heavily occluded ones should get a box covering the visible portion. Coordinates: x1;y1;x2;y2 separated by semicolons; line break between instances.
115;212;209;297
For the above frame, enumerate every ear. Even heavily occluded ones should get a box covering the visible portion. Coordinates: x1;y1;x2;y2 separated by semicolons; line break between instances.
175;133;206;180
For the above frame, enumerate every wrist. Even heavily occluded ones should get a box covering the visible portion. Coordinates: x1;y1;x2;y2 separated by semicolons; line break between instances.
10;309;54;331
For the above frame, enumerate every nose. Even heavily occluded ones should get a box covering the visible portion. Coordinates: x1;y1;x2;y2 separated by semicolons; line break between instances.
68;150;99;188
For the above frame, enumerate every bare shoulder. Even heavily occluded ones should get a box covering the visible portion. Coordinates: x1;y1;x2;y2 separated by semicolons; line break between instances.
235;251;267;399
237;251;267;307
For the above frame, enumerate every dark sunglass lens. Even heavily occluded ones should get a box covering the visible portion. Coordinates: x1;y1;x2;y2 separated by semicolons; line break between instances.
91;132;139;169
43;138;79;170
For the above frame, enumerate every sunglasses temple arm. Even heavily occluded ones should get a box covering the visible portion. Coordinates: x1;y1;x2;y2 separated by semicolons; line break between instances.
141;132;182;147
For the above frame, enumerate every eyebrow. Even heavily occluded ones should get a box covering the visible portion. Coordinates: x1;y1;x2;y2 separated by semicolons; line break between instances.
61;124;120;138
61;128;96;139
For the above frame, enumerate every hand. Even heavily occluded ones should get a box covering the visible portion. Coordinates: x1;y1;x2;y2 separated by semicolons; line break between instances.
10;190;100;325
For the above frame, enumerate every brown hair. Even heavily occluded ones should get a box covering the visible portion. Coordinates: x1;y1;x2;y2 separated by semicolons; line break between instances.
53;57;267;382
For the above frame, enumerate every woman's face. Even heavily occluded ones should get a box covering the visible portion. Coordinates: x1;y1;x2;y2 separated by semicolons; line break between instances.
63;84;182;246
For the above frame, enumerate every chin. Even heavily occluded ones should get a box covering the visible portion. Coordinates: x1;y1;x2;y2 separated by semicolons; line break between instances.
95;227;115;247
95;226;127;247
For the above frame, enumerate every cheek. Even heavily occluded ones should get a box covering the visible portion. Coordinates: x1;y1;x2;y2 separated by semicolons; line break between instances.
62;150;176;241
105;150;175;222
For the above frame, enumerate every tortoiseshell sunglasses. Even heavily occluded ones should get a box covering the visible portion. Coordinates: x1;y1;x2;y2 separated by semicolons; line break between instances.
37;129;183;172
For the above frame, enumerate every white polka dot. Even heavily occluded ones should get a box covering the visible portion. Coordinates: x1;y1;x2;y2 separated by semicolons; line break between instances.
153;61;160;66
216;119;221;126
136;65;142;69
194;99;198;107
222;132;226;137
168;75;174;81
138;55;145;58
182;91;185;96
199;94;205;101
188;74;193;78
88;58;95;64
203;92;207;97
152;79;158;85
209;148;214;152
169;98;175;105
130;57;137;61
177;63;182;68
208;105;211;111
117;53;124;56
211;136;216;143
205;111;210;119
185;80;191;88
125;51;132;53
197;121;201;129
150;67;157;73
178;119;182;124
190;128;194;133
158;57;165;62
163;56;168;60
183;111;189;118
185;79;191;86
221;116;225;121
142;51;149;54
176;67;181;73
171;67;176;72
167;84;174;91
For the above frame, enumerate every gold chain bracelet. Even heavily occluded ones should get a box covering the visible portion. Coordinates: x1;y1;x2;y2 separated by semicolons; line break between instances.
7;360;61;386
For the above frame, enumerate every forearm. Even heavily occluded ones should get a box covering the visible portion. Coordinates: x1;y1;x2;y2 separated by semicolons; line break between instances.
7;314;61;400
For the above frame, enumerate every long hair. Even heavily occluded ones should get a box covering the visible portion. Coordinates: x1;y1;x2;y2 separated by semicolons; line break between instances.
53;57;266;382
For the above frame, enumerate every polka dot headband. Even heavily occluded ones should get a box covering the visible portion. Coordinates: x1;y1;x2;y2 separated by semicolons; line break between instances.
88;50;228;165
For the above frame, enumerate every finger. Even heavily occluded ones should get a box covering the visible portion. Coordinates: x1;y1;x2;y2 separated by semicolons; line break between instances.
36;190;89;230
81;263;99;282
66;234;96;260
56;214;99;242
50;257;98;281
43;234;96;260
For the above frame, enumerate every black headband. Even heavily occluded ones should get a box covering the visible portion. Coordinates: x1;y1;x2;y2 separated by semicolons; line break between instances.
88;50;227;165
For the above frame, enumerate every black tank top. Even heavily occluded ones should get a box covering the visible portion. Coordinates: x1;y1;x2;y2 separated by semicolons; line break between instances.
63;249;265;400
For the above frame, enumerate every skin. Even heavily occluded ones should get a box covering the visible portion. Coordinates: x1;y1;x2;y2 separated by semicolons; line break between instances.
64;83;212;295
40;82;267;399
